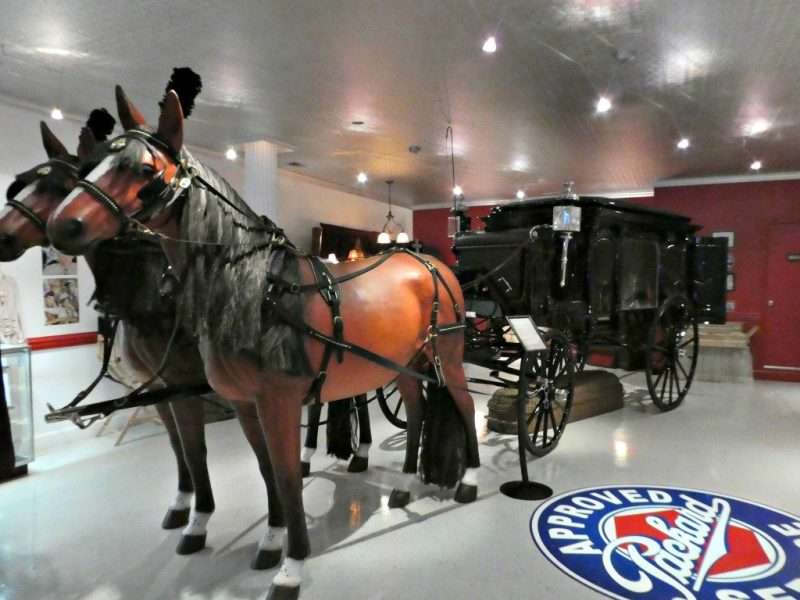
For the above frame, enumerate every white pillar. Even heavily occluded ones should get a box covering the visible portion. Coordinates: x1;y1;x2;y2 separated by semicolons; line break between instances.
243;140;279;221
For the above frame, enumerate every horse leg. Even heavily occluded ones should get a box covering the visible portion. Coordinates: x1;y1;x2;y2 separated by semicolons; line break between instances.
388;376;423;509
230;401;287;570
347;393;370;473
301;402;322;478
169;397;216;554
155;402;193;529
441;358;481;504
255;389;309;600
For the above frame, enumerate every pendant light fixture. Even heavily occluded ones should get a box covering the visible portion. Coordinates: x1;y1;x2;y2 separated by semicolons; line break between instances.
378;179;407;244
446;126;469;238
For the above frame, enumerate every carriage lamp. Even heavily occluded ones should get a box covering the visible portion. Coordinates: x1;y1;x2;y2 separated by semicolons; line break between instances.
378;179;407;245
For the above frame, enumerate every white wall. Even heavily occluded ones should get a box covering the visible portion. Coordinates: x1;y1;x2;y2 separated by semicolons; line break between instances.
277;170;413;252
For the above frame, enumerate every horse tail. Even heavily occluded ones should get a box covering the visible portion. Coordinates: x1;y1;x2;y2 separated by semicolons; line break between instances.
326;398;353;460
420;374;467;488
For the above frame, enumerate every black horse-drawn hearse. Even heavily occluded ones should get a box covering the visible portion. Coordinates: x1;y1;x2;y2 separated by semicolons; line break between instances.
454;188;702;453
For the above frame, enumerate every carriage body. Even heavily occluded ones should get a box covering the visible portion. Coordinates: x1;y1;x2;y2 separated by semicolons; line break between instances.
455;195;700;393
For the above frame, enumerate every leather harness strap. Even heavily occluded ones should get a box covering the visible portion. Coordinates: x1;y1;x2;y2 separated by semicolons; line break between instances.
5;199;47;232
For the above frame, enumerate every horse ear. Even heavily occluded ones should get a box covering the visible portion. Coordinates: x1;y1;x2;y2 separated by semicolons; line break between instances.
115;85;147;130
40;121;69;158
77;127;97;160
157;90;184;153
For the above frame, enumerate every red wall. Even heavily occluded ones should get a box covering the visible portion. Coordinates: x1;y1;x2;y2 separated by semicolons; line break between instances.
413;183;800;380
413;206;493;265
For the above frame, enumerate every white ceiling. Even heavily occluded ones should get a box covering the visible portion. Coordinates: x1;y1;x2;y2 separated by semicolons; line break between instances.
2;0;800;207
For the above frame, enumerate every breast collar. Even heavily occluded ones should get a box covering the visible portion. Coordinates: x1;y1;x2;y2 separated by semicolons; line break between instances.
5;158;80;233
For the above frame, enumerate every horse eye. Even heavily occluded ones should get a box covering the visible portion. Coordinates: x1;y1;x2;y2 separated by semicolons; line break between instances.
141;165;157;176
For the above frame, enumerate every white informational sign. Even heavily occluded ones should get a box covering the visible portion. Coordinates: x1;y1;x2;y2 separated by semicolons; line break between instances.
506;315;547;352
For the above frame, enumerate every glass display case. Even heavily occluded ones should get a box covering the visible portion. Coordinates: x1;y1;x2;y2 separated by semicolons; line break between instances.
1;343;33;478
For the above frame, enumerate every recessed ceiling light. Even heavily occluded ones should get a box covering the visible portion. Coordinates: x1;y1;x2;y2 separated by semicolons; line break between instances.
750;160;762;171
744;118;771;136
596;96;612;113
516;189;525;200
351;120;365;126
357;172;368;184
482;36;497;54
225;147;238;161
677;137;691;150
453;185;463;197
50;107;63;120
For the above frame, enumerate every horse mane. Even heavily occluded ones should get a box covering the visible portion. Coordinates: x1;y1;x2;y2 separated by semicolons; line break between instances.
176;151;310;375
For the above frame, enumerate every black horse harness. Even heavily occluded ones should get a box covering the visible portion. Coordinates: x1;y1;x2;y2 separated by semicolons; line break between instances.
5;158;80;233
63;128;467;409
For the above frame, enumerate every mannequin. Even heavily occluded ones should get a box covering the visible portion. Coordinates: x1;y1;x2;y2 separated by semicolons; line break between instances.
0;268;24;345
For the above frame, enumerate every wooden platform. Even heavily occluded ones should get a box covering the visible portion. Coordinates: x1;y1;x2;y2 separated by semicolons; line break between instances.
696;322;756;383
487;370;623;434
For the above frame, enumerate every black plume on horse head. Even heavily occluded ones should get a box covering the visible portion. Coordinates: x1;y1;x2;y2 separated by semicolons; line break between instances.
160;67;202;118
85;108;116;142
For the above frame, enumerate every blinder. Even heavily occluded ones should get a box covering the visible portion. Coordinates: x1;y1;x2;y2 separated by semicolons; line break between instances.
73;129;187;231
4;158;79;233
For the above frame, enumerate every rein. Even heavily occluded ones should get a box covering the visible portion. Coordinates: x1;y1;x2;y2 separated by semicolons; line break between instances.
72;130;469;399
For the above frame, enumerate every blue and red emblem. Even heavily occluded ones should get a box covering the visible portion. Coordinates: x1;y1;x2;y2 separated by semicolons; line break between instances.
531;485;800;599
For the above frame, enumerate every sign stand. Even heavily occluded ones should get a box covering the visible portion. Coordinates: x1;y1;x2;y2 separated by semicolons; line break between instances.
500;317;554;501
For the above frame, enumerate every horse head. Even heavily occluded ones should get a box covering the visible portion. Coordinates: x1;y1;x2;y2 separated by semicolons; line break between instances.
48;86;186;255
0;110;115;261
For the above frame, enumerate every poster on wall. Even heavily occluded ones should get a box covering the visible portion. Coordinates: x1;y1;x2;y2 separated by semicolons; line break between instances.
43;278;79;325
42;247;77;276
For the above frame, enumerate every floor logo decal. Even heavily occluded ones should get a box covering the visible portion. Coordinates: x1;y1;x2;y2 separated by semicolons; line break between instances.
530;485;800;599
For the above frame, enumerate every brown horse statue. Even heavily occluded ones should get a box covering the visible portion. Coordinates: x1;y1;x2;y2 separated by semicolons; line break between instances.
47;86;481;600
0;107;287;569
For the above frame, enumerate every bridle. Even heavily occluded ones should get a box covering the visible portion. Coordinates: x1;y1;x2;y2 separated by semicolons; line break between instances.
73;128;282;239
5;158;80;234
72;129;188;232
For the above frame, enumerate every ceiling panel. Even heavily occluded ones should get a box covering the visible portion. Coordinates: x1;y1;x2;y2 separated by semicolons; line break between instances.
1;0;799;206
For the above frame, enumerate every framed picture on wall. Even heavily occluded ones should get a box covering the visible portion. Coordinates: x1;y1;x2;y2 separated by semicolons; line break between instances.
713;231;735;248
726;273;735;292
727;252;735;272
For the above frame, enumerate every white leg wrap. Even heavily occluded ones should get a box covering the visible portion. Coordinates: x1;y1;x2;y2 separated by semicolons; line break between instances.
399;472;416;491
182;510;212;536
258;526;286;552
273;557;303;588
301;446;316;462
169;491;193;511
461;467;479;487
356;443;371;458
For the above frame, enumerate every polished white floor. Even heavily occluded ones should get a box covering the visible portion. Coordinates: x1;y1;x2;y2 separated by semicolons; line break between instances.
2;369;798;600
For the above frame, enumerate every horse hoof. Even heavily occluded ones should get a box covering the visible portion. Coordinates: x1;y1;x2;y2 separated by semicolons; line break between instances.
347;455;368;473
454;482;478;504
161;508;190;530
301;461;311;478
176;533;206;555
388;489;411;509
251;548;282;570
266;584;300;600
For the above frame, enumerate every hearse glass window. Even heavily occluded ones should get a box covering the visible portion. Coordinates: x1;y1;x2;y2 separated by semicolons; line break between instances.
589;237;615;318
660;241;687;297
618;238;659;310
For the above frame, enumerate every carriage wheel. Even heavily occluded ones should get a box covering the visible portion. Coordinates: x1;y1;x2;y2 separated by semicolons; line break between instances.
645;295;699;411
376;384;407;429
524;331;575;457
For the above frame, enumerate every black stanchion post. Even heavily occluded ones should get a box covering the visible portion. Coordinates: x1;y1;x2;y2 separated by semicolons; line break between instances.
500;348;554;501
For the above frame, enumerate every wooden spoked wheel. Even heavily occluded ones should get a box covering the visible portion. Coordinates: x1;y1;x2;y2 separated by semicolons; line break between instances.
645;295;699;411
376;384;407;429
524;331;575;457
